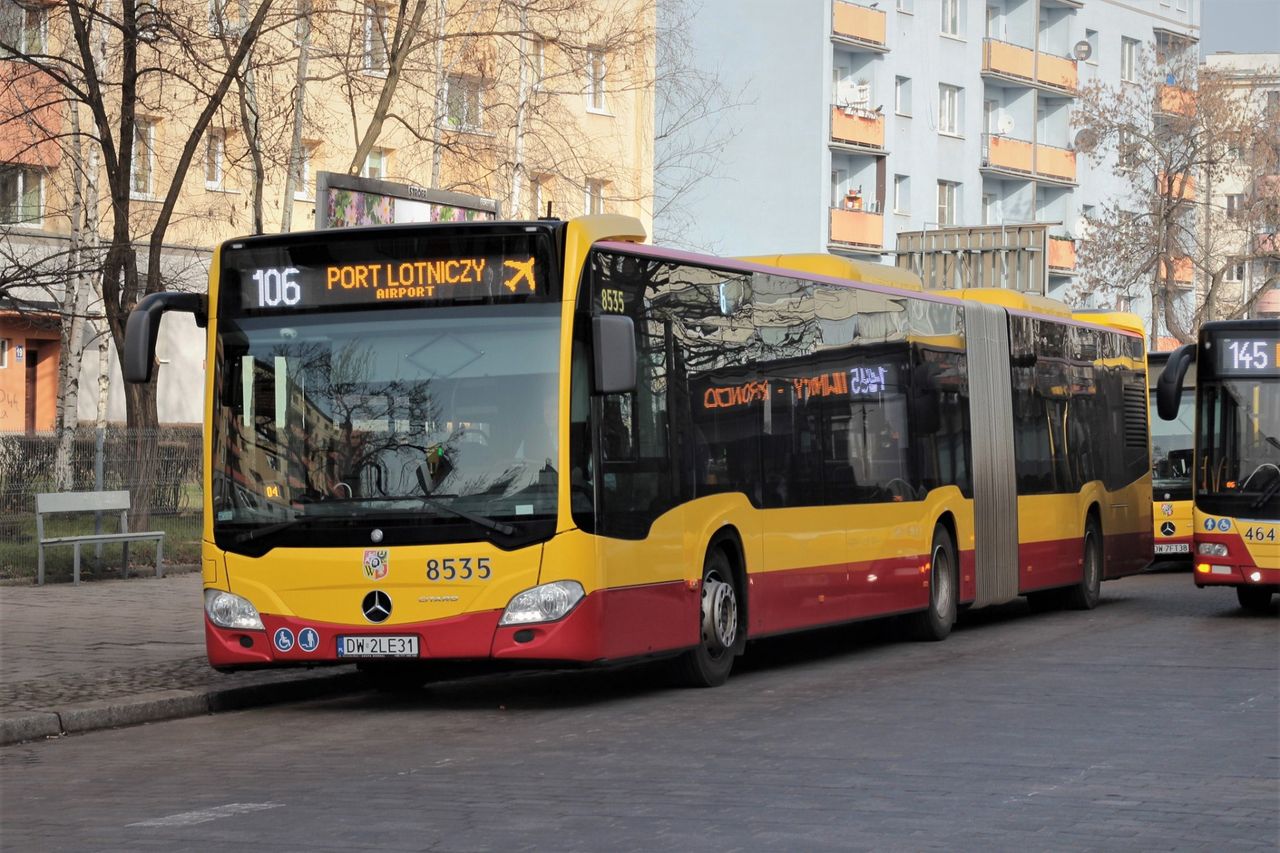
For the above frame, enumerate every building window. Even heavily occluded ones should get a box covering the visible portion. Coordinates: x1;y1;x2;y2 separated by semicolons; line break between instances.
937;180;959;226
1121;37;1139;83
361;147;389;180
586;48;606;112
896;0;912;12
363;2;389;73
204;131;224;190
529;175;546;218
894;174;910;213
291;143;315;200
131;119;155;197
0;338;7;368
208;0;241;36
530;38;545;91
1;0;48;53
985;5;999;39
895;76;911;116
940;0;960;37
0;166;42;224
982;192;997;224
1117;127;1140;168
584;178;605;215
1224;258;1245;283
938;84;962;136
1226;194;1246;219
445;75;483;131
1085;29;1098;64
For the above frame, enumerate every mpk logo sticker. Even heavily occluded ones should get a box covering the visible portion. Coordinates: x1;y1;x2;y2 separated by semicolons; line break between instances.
363;549;389;581
1161;503;1174;517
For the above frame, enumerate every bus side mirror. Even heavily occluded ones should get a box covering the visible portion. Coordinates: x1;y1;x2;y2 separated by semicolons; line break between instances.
124;292;205;383
1156;344;1195;421
592;315;637;395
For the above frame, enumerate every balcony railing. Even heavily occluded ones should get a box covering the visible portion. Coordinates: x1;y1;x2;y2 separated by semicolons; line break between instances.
1048;236;1076;272
831;105;885;150
1035;143;1076;183
1257;282;1280;314
1158;256;1194;286
1037;53;1078;95
1156;85;1196;117
1158;171;1196;200
0;60;62;168
983;134;1034;174
1253;174;1280;199
832;0;887;49
982;38;1034;81
830;207;884;250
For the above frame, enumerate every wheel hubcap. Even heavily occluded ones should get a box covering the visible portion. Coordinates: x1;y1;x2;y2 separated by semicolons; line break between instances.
701;572;737;655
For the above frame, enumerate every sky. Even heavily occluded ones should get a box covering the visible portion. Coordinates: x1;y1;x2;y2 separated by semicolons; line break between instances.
1199;0;1280;56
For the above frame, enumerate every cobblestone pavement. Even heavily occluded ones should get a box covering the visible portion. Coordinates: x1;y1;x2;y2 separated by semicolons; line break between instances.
2;571;1275;852
0;573;355;736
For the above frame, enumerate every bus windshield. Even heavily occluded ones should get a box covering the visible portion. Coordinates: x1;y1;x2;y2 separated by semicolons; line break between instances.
1196;377;1280;520
1151;387;1194;501
211;303;561;550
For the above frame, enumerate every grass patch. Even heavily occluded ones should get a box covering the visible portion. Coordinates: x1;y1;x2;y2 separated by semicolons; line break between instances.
0;512;203;582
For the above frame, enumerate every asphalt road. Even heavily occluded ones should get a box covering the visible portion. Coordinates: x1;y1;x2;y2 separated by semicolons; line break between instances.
2;569;1276;852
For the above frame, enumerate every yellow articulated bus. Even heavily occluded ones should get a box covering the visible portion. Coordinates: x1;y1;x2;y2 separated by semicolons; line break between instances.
1158;320;1280;612
124;215;1153;687
1148;350;1196;562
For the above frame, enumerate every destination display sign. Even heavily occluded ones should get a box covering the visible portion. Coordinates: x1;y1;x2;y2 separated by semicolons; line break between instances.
222;230;553;315
1215;335;1280;377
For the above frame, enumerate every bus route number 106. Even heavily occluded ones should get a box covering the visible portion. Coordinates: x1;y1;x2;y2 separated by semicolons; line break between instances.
252;267;302;308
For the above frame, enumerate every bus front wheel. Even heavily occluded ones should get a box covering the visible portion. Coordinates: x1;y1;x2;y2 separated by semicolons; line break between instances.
675;548;740;688
1236;586;1275;613
906;525;957;641
1064;517;1103;611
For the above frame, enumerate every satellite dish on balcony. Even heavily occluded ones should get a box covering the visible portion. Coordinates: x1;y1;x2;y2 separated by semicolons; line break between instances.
998;115;1015;135
1074;128;1099;153
1073;40;1092;61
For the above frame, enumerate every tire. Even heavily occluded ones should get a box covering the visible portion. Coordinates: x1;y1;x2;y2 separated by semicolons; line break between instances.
675;547;741;688
1236;585;1275;613
906;525;958;641
1064;517;1103;611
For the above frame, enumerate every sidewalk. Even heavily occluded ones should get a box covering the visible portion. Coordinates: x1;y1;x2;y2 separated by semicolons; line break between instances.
0;572;363;746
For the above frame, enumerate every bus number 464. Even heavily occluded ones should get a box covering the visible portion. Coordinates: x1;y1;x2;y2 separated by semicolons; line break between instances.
1243;526;1276;543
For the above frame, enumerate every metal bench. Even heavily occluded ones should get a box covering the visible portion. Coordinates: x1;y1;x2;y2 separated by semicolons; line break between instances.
35;490;165;585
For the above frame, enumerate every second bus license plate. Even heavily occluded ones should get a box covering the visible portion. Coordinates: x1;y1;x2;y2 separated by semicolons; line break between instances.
336;635;419;658
1154;543;1190;555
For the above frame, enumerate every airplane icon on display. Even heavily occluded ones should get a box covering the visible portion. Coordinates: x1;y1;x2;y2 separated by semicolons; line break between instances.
502;257;536;292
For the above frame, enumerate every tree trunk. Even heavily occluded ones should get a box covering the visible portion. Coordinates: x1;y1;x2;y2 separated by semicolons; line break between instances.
281;0;311;231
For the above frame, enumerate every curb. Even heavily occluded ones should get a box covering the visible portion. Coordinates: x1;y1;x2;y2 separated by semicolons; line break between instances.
1;670;366;747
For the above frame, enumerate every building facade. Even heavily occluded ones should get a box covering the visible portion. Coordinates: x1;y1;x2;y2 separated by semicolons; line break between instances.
656;0;1200;316
0;0;656;429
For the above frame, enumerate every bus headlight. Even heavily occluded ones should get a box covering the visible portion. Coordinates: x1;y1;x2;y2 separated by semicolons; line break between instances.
499;581;585;626
1197;543;1229;557
204;589;265;630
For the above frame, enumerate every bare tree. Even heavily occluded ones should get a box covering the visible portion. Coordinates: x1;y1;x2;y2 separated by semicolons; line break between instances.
1072;42;1280;345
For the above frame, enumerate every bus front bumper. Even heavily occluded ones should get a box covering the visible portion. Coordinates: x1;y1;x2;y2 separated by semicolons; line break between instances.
1193;563;1280;589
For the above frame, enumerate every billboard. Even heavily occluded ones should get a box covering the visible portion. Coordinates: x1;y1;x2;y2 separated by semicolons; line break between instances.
314;172;499;229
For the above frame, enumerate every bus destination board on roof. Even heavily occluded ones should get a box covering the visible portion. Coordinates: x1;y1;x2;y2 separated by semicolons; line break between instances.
1215;335;1280;376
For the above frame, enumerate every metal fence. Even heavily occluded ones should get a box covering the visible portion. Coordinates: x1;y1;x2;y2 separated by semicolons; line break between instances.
0;427;203;581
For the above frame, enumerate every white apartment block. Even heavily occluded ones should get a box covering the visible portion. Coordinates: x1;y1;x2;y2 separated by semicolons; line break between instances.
656;0;1200;319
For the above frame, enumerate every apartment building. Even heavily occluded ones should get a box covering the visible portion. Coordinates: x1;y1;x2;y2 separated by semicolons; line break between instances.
656;0;1200;316
0;0;655;428
1200;51;1280;321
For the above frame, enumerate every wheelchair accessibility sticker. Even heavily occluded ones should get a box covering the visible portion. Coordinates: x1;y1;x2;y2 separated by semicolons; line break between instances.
273;627;295;652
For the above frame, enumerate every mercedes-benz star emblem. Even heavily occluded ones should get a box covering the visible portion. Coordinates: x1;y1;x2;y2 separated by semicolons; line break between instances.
1160;522;1176;537
370;528;384;543
362;590;392;623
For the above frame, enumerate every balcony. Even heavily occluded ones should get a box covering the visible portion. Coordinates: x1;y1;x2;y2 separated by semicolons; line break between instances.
1048;237;1076;273
983;134;1034;175
1258;284;1280;315
1158;171;1196;200
832;1;887;51
981;136;1076;183
829;206;884;251
1036;53;1078;95
1158;256;1194;287
982;39;1077;96
1253;174;1280;199
830;106;885;151
1035;143;1076;183
1257;233;1279;254
1155;85;1196;117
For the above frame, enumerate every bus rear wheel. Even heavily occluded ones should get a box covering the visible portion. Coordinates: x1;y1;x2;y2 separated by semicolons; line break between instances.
906;525;957;641
1236;586;1275;613
1064;517;1103;611
675;548;740;688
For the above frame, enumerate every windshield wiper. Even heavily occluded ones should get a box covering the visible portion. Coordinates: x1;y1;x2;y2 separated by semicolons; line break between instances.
234;517;303;543
415;466;517;536
1250;476;1280;512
